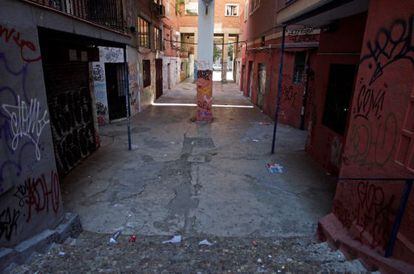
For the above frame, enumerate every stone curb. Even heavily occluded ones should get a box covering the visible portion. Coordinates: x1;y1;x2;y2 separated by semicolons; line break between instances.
0;212;82;271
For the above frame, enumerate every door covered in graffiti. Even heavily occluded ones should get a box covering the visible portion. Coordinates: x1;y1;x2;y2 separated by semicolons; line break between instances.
44;62;98;177
257;63;266;109
105;63;127;120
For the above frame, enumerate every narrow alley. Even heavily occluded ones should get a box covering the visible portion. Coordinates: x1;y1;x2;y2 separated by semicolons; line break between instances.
7;82;366;273
63;81;333;237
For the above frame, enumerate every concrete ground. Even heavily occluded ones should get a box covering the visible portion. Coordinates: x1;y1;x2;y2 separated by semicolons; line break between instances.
61;81;337;239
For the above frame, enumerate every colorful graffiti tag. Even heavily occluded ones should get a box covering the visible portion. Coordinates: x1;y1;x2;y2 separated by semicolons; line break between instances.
196;70;213;121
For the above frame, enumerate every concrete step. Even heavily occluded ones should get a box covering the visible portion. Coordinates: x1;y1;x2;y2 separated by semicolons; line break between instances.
4;231;372;273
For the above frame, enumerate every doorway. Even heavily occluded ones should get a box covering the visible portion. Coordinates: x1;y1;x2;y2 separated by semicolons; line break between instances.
322;64;357;135
257;63;266;109
241;64;245;91
167;63;171;89
248;61;253;98
105;63;127;121
156;58;163;99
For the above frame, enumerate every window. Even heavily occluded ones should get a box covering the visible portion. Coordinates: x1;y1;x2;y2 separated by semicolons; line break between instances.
260;36;265;46
293;52;306;84
185;0;198;15
154;27;162;50
322;64;357;135
143;60;151;87
249;0;260;14
138;17;150;48
225;4;239;16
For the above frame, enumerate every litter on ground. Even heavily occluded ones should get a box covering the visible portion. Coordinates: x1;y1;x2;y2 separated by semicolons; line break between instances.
266;163;284;174
198;239;214;246
162;235;182;244
109;230;122;244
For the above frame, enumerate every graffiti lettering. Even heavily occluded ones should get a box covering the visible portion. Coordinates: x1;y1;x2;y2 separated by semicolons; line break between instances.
197;70;212;81
2;96;50;161
0;207;20;241
356;182;395;248
353;84;386;120
333;199;356;229
282;85;297;106
0;52;35;187
197;95;212;111
348;113;398;167
360;16;414;84
92;64;104;81
0;24;42;63
196;70;212;121
100;47;124;63
47;84;97;174
14;171;60;222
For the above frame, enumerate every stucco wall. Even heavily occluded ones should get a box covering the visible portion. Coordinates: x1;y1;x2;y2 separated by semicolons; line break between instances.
334;0;414;262
0;1;63;247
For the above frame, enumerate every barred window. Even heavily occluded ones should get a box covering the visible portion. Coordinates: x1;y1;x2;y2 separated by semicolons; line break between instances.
138;17;150;48
225;4;239;16
154;27;162;51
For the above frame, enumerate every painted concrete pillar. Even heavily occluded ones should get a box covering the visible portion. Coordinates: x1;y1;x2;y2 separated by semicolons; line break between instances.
221;32;229;83
196;0;214;121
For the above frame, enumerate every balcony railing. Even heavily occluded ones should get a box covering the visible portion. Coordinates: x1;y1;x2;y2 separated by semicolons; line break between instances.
25;0;125;33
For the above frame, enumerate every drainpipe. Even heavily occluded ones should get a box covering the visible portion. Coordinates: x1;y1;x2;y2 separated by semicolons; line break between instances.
271;25;287;154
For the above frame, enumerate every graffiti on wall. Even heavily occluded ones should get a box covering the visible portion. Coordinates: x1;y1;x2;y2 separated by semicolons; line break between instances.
196;70;213;121
353;83;386;120
282;85;298;107
348;78;396;168
0;24;42;63
13;170;60;222
0;170;60;241
348;107;398;167
100;47;124;63
0;50;47;191
129;62;140;114
360;16;414;85
92;64;105;81
344;16;414;168
2;96;50;161
355;181;395;248
92;63;108;125
48;86;96;175
334;181;396;249
0;207;20;241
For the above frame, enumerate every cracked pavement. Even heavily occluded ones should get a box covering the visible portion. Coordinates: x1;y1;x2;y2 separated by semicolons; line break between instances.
61;81;337;239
